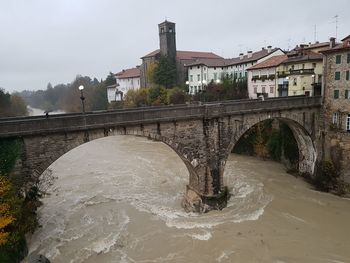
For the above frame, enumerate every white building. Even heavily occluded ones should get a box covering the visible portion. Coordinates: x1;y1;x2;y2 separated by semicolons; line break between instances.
107;67;141;102
186;47;285;95
247;55;287;99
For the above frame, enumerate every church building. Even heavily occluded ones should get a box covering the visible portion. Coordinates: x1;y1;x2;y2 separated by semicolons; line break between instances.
140;20;222;88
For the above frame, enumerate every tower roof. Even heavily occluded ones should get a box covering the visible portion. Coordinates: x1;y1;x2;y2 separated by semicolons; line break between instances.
158;20;175;26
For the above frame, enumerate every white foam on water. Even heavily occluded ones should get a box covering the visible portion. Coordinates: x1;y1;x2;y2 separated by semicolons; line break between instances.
216;250;235;262
281;212;308;224
190;231;212;241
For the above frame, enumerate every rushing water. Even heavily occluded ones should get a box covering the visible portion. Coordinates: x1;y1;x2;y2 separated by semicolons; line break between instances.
26;136;350;263
27;106;65;116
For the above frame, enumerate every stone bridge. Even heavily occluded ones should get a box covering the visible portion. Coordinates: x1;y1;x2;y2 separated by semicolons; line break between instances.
0;96;322;212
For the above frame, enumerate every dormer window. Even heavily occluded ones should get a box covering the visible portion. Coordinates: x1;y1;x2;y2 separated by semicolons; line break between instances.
169;27;173;32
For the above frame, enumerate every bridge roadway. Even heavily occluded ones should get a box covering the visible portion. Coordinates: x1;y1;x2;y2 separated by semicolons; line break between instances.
0;96;323;213
0;96;322;137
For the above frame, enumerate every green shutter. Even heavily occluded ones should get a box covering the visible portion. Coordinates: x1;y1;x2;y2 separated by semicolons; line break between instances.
346;90;349;99
346;71;350;80
336;55;341;64
348;53;350;63
334;90;339;99
335;72;340;80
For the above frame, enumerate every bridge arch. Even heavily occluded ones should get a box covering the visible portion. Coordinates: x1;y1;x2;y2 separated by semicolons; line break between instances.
17;128;197;187
225;116;317;176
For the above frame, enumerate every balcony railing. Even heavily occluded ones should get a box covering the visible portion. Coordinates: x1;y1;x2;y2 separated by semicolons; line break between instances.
289;69;315;75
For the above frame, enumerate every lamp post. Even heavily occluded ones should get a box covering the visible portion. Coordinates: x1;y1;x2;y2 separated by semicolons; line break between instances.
78;85;85;113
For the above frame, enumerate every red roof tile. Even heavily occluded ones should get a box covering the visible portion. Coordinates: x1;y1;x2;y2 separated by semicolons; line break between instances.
141;49;223;60
321;37;350;54
185;48;283;67
176;50;222;60
115;67;141;79
248;55;288;70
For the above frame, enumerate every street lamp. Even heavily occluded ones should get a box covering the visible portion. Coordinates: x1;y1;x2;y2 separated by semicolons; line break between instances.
78;85;85;113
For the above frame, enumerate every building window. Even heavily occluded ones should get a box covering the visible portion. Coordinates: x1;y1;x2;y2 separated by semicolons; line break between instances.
190;75;193;81
334;89;339;99
345;90;350;99
336;54;341;64
214;73;217;80
312;63;316;68
262;86;266;93
293;78;297;85
347;114;350;132
204;73;207;80
347;53;350;63
335;72;340;80
346;70;349;80
197;66;200;69
333;112;338;124
254;87;257;94
270;86;274;93
197;74;200;81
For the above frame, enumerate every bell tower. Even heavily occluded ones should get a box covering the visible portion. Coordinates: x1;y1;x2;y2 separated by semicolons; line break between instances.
158;20;176;61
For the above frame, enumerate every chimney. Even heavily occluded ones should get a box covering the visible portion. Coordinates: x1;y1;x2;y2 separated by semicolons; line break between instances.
267;45;272;53
262;47;265;50
239;53;244;60
247;51;252;58
330;37;336;48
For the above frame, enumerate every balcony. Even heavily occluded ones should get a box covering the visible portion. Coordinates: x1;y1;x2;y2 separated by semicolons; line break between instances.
289;68;315;75
277;71;288;78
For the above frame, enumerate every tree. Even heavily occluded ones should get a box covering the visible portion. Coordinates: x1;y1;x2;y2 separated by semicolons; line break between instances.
148;86;167;106
10;95;27;117
153;55;177;88
0;176;15;247
167;87;186;105
105;72;116;86
146;62;158;84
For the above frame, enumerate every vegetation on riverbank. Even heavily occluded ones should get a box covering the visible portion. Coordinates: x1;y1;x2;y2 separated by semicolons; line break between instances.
0;89;28;118
233;120;299;169
0;138;41;263
233;120;350;196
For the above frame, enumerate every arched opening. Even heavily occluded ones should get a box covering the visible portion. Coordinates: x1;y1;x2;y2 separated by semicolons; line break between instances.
26;135;194;261
229;117;317;176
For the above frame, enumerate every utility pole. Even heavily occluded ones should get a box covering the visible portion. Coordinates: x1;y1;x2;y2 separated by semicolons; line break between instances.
314;24;317;42
333;15;338;39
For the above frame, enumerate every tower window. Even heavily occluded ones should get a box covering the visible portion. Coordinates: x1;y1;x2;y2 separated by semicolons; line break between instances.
169;27;173;32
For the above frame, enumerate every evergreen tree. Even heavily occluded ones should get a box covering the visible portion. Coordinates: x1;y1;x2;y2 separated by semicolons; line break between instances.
153;55;177;88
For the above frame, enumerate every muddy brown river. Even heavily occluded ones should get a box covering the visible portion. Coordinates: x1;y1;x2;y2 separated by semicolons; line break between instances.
26;136;350;263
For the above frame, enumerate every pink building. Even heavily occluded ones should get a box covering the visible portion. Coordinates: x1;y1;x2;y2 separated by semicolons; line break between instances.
247;55;287;99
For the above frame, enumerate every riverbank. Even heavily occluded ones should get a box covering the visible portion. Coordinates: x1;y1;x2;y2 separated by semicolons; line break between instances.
0;138;42;263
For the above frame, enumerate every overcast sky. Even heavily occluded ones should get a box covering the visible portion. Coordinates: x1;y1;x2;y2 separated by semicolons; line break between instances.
1;0;349;92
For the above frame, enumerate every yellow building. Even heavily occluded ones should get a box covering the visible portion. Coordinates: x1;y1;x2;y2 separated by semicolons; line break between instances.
276;49;323;97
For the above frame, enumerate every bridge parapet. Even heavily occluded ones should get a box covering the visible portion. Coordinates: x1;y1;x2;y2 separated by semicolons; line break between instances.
0;96;322;138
